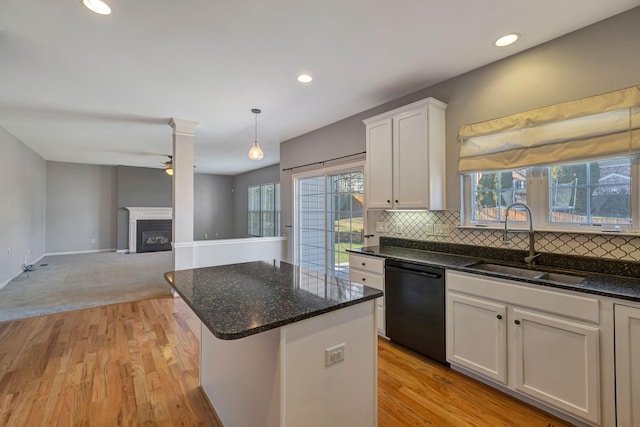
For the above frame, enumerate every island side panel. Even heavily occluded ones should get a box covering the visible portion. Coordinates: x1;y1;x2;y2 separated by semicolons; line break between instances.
281;300;377;427
200;325;281;427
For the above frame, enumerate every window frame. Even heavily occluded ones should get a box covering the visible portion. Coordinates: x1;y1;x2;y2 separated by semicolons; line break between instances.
461;157;640;234
247;182;281;237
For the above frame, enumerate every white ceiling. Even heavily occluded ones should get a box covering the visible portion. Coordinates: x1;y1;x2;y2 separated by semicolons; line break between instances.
1;0;638;175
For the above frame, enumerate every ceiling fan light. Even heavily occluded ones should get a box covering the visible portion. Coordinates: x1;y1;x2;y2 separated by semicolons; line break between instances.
82;0;112;15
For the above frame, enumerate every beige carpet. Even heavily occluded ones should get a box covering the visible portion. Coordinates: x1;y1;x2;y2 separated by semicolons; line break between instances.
0;251;173;322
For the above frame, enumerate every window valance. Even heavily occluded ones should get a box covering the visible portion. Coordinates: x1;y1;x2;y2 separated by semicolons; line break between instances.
458;85;640;173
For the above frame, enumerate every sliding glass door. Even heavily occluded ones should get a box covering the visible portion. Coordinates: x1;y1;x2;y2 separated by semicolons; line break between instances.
295;165;364;279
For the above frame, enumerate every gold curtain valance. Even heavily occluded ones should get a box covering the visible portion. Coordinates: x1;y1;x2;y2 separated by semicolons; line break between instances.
458;85;640;173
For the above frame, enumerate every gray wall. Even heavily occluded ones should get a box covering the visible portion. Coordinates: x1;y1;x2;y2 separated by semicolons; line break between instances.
279;7;640;261
0;126;46;285
116;166;173;250
232;164;281;238
195;174;234;240
46;162;118;253
116;166;235;249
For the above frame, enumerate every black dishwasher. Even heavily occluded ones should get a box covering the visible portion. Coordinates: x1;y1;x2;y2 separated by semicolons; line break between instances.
385;259;447;365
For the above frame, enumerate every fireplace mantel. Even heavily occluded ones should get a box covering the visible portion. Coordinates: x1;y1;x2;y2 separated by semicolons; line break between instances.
125;207;173;253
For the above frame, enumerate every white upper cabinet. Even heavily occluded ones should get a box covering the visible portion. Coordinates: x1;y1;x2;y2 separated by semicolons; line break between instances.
364;97;447;210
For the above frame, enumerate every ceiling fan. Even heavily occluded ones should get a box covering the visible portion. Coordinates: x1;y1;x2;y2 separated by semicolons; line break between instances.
163;155;173;175
163;155;196;175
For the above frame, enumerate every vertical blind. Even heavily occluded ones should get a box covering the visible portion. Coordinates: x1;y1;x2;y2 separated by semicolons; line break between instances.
458;85;640;173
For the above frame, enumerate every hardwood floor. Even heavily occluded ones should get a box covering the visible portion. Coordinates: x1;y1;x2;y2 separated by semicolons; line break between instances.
0;296;574;426
0;296;220;426
378;338;574;427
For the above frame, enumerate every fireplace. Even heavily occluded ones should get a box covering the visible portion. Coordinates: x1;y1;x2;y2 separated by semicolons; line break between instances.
125;207;173;253
136;219;172;253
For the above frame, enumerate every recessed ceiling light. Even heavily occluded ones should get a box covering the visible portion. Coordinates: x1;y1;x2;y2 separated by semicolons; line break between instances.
297;74;313;83
82;0;112;15
494;33;519;47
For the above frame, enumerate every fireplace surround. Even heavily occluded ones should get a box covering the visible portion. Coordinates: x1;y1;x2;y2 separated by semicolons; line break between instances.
125;207;173;253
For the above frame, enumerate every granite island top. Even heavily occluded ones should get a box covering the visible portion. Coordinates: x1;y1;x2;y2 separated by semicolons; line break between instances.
350;245;640;302
164;260;383;340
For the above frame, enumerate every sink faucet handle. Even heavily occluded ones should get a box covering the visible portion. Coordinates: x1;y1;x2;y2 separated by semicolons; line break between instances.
524;253;541;264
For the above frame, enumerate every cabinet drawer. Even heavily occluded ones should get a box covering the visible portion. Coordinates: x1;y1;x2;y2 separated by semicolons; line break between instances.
349;254;384;274
350;269;384;309
349;270;384;292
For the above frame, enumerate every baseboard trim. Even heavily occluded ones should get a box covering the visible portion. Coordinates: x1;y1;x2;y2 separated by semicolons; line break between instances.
44;248;116;257
116;249;129;254
0;254;46;290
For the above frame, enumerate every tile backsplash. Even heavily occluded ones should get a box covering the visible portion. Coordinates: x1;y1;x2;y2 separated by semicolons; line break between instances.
375;210;640;262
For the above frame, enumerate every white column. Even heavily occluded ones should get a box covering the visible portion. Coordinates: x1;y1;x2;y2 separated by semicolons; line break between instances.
169;118;198;271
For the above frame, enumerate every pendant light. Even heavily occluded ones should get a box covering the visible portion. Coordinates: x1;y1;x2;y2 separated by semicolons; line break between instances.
248;108;264;160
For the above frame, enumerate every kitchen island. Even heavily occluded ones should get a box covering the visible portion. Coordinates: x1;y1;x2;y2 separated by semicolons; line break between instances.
165;260;383;427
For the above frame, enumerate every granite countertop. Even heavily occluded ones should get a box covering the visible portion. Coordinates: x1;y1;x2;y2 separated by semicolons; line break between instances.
350;245;640;302
164;260;383;340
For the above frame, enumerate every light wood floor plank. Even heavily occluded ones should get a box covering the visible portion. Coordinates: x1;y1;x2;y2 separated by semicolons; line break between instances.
0;295;576;426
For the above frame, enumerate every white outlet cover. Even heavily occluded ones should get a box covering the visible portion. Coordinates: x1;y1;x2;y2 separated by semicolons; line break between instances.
325;343;346;367
425;224;434;235
375;221;387;233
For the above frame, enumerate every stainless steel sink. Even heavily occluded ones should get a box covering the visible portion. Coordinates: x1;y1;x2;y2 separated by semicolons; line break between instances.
537;272;585;285
469;262;585;285
471;263;543;279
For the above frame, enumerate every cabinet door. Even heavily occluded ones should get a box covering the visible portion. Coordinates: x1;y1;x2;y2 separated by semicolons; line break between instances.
615;304;640;427
512;308;600;425
393;107;428;209
447;292;507;383
365;118;393;209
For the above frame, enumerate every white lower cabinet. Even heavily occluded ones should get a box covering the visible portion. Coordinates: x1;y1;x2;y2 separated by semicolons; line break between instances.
349;253;385;334
512;308;600;424
447;292;507;384
447;271;602;425
615;304;640;427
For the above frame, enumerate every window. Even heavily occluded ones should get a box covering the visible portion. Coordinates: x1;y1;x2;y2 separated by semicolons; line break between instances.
463;157;638;231
471;169;527;223
248;183;280;237
549;158;632;226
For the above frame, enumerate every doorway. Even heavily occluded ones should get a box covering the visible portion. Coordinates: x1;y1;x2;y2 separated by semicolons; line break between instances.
294;164;364;279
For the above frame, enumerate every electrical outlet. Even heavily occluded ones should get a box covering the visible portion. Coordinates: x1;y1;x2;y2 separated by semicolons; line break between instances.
375;222;387;233
325;343;346;367
7;247;10;255
394;224;403;235
91;238;96;245
204;233;208;240
434;224;450;235
425;223;434;235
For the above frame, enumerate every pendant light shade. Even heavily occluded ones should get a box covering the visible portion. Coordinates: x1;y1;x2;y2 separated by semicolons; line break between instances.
248;108;264;160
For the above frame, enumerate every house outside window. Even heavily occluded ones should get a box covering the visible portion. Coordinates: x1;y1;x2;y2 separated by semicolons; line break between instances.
248;183;280;237
463;157;638;231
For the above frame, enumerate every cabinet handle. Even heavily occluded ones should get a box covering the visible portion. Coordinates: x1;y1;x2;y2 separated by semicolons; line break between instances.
362;278;366;282
496;314;502;320
362;262;366;266
387;200;391;203
395;200;399;203
514;320;521;325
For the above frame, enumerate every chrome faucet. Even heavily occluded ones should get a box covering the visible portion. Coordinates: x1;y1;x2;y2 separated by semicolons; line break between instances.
504;203;540;265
